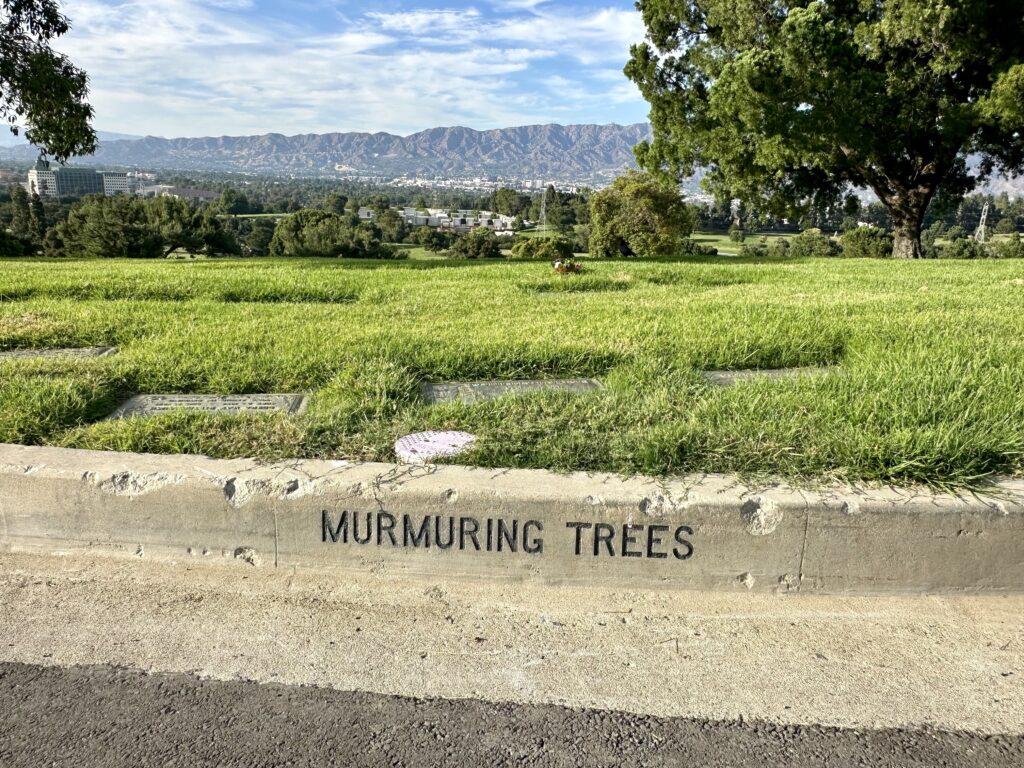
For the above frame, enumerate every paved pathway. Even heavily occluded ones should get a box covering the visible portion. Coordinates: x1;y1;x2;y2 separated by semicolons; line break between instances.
0;551;1021;766
2;661;1021;767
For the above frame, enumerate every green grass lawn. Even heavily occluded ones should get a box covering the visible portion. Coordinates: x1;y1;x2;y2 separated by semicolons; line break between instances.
693;231;797;255
2;255;1024;487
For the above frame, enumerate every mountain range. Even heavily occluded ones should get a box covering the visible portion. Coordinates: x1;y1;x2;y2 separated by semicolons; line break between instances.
0;123;653;182
2;122;1020;197
0;130;143;148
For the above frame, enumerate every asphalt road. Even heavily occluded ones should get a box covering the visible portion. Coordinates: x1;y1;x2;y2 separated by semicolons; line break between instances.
1;662;1021;768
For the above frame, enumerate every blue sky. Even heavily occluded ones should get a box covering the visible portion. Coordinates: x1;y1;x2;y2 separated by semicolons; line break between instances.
56;0;651;138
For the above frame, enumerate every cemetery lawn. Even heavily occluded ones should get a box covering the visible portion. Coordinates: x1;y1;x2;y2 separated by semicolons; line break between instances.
2;255;1024;487
692;231;795;255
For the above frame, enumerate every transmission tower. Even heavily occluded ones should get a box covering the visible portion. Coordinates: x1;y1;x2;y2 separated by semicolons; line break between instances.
975;202;990;244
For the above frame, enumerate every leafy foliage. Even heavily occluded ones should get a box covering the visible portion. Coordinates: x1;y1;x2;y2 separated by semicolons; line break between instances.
840;226;894;259
739;237;791;258
321;192;348;215
490;187;532;218
46;195;238;258
510;236;574;261
374;207;408;243
939;238;986;260
412;226;456;253
269;209;400;259
627;1;1024;258
0;228;24;257
987;233;1024;259
448;228;503;259
589;171;696;258
787;230;840;259
1;0;96;160
214;188;253;216
8;184;31;241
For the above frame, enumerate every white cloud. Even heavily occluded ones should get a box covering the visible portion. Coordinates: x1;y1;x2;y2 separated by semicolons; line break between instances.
53;0;648;137
366;8;481;34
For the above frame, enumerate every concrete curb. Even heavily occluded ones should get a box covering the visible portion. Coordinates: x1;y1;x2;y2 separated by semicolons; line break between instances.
0;443;1021;594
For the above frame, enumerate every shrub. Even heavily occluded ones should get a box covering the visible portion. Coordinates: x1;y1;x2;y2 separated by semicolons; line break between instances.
677;239;718;257
510;236;574;261
738;236;788;258
939;237;984;259
739;238;768;257
448;228;503;259
994;218;1017;235
921;226;941;258
413;227;456;252
840;225;893;258
986;233;1024;259
788;229;841;258
728;224;746;243
765;238;790;258
0;230;26;258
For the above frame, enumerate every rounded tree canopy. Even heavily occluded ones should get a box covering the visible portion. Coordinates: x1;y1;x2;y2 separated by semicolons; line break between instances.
626;1;1024;258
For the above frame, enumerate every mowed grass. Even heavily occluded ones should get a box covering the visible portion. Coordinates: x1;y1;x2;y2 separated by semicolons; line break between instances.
692;231;796;255
2;255;1024;487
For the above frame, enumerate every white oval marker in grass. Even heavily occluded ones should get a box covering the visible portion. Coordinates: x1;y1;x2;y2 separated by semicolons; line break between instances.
395;431;477;465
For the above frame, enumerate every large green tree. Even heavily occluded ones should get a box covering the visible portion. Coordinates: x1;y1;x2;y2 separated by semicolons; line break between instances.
1;0;96;160
268;208;400;259
589;171;695;258
48;195;238;258
626;1;1024;258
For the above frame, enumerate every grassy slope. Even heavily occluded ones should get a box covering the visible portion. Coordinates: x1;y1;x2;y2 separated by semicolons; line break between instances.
1;255;1023;486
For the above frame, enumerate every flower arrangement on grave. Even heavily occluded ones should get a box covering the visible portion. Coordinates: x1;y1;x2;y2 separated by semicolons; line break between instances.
552;258;583;275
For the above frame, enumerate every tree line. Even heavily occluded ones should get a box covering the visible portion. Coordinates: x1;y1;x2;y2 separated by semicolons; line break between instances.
6;174;1024;261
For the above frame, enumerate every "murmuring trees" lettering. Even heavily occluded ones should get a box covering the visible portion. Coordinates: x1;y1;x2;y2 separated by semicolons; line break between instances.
321;510;695;561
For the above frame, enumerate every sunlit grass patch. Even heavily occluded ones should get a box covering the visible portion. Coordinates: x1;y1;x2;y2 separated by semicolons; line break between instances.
0;255;1022;486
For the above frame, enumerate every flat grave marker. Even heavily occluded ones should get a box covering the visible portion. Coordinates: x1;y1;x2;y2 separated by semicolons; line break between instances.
423;378;602;405
109;393;308;420
701;367;826;387
0;346;118;361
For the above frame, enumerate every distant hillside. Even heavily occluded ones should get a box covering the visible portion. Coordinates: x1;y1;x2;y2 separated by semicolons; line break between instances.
0;129;143;148
0;124;653;182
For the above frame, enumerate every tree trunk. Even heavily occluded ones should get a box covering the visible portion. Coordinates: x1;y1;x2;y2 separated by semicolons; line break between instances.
892;223;923;259
887;193;930;259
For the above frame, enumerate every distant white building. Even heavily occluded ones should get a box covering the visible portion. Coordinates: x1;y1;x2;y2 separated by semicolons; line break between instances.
102;172;130;196
359;205;518;233
138;185;219;203
28;158;133;198
401;207;431;227
433;209;517;232
27;164;57;197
